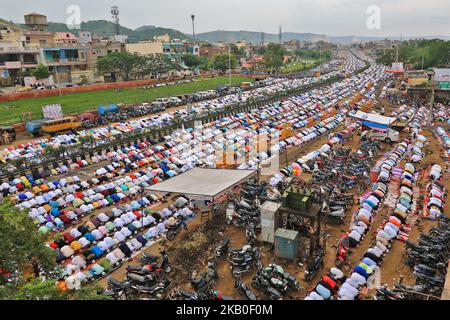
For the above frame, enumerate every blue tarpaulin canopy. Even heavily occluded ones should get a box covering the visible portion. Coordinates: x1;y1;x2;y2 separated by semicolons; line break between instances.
361;121;388;131
349;111;396;130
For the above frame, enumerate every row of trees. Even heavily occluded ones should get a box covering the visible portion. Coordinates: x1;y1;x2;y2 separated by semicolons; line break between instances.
97;52;181;81
294;49;332;61
96;42;332;79
376;39;450;69
180;53;238;72
0;199;108;300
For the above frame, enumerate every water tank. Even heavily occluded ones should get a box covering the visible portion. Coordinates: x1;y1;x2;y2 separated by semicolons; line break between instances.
98;104;119;115
274;228;299;260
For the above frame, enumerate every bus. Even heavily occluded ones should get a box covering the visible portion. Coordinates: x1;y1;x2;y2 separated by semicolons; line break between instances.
41;117;81;134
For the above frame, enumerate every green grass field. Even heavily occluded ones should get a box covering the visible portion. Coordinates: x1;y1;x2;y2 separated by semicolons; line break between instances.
0;76;252;126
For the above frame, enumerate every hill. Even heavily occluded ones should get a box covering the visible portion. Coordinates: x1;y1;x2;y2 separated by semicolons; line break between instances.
19;20;191;43
196;30;450;44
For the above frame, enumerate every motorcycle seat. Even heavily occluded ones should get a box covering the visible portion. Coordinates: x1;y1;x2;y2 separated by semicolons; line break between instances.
142;253;158;262
127;265;144;272
128;273;151;283
109;277;131;290
168;221;184;230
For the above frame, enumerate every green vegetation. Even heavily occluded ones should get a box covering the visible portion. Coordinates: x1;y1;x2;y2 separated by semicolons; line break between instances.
0;76;253;125
264;43;287;73
376;39;450;69
209;54;238;72
230;44;246;60
97;52;180;81
295;49;332;60
0;199;108;300
281;61;317;74
32;64;50;80
181;54;207;68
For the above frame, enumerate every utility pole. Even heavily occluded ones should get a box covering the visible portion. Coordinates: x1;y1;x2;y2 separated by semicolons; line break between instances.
279;25;282;44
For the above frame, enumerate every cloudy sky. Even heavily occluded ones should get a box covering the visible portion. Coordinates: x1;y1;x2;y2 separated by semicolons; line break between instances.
1;0;449;36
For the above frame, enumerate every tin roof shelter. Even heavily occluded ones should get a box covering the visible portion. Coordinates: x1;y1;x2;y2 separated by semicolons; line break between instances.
146;168;256;200
349;111;397;131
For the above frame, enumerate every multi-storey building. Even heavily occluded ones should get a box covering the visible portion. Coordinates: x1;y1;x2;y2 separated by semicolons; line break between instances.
0;18;41;85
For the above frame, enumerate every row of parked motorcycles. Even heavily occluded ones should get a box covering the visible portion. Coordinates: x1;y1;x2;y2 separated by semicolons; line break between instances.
82;105;167;128
214;237;302;300
402;220;450;298
309;141;380;224
104;250;171;300
375;221;450;300
311;143;378;193
226;181;266;229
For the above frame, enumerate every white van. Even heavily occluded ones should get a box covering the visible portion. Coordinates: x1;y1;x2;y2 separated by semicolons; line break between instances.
366;128;400;143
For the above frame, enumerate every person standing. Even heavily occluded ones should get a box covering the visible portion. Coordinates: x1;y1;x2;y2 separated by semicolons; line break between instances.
2;131;10;145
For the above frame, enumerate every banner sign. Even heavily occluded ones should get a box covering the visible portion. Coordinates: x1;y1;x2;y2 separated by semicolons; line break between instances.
42;104;63;119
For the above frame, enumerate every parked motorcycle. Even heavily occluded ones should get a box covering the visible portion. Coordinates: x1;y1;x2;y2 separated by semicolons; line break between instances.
304;249;325;282
215;238;230;257
191;259;218;291
235;277;257;300
251;274;282;300
166;217;188;240
106;277;133;300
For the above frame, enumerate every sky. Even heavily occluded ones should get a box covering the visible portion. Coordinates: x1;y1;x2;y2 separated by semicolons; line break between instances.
1;0;449;37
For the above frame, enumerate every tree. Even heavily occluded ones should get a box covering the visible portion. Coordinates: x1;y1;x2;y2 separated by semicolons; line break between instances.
0;199;56;285
264;43;286;73
181;54;203;68
230;44;245;60
96;51;141;81
209;53;237;72
78;74;89;85
32;64;50;80
376;39;450;69
17;69;31;78
0;199;110;300
139;54;180;79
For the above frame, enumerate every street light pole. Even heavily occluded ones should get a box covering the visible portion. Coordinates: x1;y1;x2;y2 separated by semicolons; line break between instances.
319;44;322;76
191;14;196;42
55;65;62;97
228;44;232;87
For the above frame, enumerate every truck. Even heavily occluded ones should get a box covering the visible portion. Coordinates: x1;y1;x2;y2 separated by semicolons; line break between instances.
365;128;399;143
26;120;44;136
98;104;119;116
